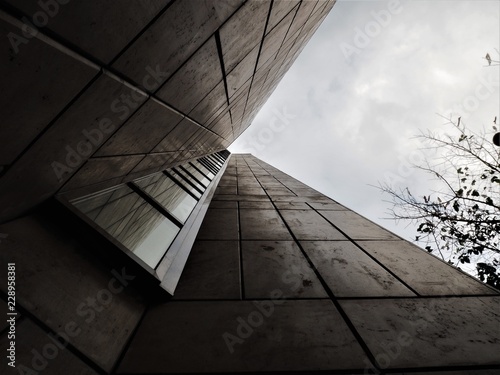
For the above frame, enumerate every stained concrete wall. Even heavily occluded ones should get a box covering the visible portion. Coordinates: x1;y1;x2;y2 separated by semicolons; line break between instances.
0;0;334;222
120;154;500;373
0;154;499;374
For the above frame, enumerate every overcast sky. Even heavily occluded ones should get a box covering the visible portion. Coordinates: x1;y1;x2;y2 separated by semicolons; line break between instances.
229;0;500;260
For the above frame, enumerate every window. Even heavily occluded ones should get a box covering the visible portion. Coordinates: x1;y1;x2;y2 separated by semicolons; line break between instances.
67;150;230;289
134;173;197;224
72;184;180;269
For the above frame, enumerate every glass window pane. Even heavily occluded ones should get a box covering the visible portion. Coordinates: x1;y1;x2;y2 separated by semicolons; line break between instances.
168;170;202;199
199;158;217;174
172;168;205;193
213;153;225;163
208;155;222;167
203;157;220;172
71;185;179;269
181;164;210;187
191;160;214;179
135;173;197;223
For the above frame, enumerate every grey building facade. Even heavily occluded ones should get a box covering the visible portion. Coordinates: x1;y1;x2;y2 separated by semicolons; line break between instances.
0;1;499;374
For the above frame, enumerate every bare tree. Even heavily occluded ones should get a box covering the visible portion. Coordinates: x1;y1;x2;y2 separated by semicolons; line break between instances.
380;116;500;289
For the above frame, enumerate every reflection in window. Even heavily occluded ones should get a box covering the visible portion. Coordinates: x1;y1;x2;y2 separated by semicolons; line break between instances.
190;161;214;180
198;158;218;175
207;155;222;167
181;164;210;187
134;173;197;224
168;169;202;198
70;150;229;274
72;185;180;269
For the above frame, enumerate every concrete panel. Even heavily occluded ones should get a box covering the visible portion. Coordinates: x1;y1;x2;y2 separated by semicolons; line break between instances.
238;176;260;186
0;17;98;165
229;77;251;105
156;36;223;113
0;319;99;375
207;201;238;209
238;186;267;196
213;194;270;202
61;155;145;192
209;110;233;138
0;216;146;372
320;210;399;240
267;0;300;32
242;240;327;298
258;6;295;69
112;0;243;88
308;201;347;210
215;185;238;195
218;172;235;182
286;0;318;40
173;241;240;300
227;45;259;98
188;80;227;125
196;208;239;240
6;0;170;63
359;241;499;296
240;209;292;240
275;201;311;210
0;73;147;221
259;178;284;188
228;92;248;122
292;187;325;196
266;188;296;197
340;297;500;368
239;201;275;209
273;195;327;203
127;153;173;176
280;209;346;240
219;0;269;73
118;300;369;373
96;98;183;156
301;241;415;297
219;175;237;186
152;117;202;152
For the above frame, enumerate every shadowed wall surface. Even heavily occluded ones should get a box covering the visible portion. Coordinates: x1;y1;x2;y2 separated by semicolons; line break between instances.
0;1;499;373
1;155;498;374
0;0;334;221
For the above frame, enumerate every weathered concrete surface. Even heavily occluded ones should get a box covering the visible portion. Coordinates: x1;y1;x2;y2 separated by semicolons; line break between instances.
118;300;369;373
196;208;239;240
341;297;500;368
0;216;146;372
359;241;498;295
173;240;240;300
242;240;327;298
301;240;415;297
280;209;346;240
240;208;292;240
0;319;99;375
1;0;333;222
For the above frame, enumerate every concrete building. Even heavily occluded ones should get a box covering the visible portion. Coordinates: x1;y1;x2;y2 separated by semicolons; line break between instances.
0;1;499;374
